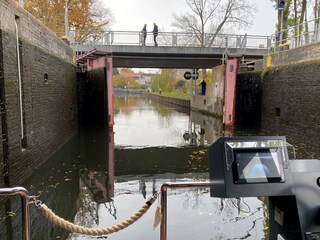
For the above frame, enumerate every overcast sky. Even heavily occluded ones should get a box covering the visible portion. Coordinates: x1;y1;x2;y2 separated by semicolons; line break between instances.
103;0;277;36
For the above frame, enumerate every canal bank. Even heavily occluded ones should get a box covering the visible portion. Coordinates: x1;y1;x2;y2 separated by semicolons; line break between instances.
142;93;190;115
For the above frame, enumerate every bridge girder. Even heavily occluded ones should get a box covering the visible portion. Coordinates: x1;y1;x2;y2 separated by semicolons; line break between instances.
73;45;267;69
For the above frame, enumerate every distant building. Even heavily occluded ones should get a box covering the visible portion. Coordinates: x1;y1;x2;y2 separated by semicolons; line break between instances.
120;70;138;79
118;69;152;88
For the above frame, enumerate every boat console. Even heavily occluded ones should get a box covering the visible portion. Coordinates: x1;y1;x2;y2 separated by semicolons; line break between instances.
209;136;320;240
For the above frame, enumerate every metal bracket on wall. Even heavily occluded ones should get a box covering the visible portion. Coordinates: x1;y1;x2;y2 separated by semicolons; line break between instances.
0;102;5;115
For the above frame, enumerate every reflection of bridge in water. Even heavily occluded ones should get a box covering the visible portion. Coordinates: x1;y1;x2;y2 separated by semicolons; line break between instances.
71;31;271;68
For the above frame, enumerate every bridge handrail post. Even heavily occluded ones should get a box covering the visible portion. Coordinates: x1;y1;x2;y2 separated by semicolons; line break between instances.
267;36;271;49
172;33;177;46
224;36;229;53
111;32;114;45
104;32;110;45
236;35;241;48
139;32;143;46
205;34;210;47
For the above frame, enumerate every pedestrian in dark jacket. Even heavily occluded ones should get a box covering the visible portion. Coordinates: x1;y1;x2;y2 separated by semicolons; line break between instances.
141;24;147;46
152;23;158;46
199;80;206;95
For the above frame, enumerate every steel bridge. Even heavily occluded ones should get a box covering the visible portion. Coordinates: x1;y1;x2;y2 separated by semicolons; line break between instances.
71;31;271;68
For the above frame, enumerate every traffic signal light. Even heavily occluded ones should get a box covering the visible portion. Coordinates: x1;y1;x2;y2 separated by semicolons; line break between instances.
278;0;285;9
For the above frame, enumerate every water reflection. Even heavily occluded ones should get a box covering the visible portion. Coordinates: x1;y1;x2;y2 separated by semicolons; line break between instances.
75;95;266;240
0;95;270;240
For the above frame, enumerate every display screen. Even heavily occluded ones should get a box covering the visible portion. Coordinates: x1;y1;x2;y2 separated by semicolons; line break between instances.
232;148;285;184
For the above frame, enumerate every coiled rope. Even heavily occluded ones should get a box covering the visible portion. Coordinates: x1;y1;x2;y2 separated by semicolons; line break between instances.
33;194;158;236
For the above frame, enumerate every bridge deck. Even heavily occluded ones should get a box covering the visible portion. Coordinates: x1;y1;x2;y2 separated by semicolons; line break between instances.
71;31;270;68
73;45;267;68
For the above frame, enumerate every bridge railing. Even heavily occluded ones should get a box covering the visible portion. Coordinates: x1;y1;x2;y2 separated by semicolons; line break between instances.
68;31;271;50
270;17;320;52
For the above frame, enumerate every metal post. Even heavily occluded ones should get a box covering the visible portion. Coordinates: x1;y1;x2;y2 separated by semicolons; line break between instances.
267;36;271;49
18;0;24;7
65;0;69;39
297;22;300;47
172;33;177;46
314;0;318;41
0;187;30;240
189;75;193;96
160;182;210;240
317;6;320;41
280;9;284;43
160;185;167;240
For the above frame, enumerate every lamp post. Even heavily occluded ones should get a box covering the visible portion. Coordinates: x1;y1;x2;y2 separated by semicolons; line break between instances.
65;0;69;39
280;9;284;43
278;0;285;43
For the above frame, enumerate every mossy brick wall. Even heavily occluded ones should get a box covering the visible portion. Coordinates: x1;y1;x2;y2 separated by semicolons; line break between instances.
261;60;320;149
0;0;77;186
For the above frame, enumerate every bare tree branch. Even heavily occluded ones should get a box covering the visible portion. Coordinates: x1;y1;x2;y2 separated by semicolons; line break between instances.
172;0;256;47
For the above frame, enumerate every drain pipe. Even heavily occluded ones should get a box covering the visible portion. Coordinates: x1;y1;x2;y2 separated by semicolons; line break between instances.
14;20;24;142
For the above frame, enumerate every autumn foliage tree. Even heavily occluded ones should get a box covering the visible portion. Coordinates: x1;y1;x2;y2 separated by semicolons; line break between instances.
17;0;114;42
151;69;179;93
113;75;140;89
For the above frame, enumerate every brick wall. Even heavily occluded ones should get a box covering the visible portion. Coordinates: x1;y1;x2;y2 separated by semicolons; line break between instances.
261;60;320;149
0;0;77;186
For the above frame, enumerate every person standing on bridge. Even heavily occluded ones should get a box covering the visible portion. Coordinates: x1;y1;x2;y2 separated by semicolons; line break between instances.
141;24;147;46
152;23;158;46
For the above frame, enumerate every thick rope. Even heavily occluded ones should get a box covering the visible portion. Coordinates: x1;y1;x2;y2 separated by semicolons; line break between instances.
36;195;157;236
